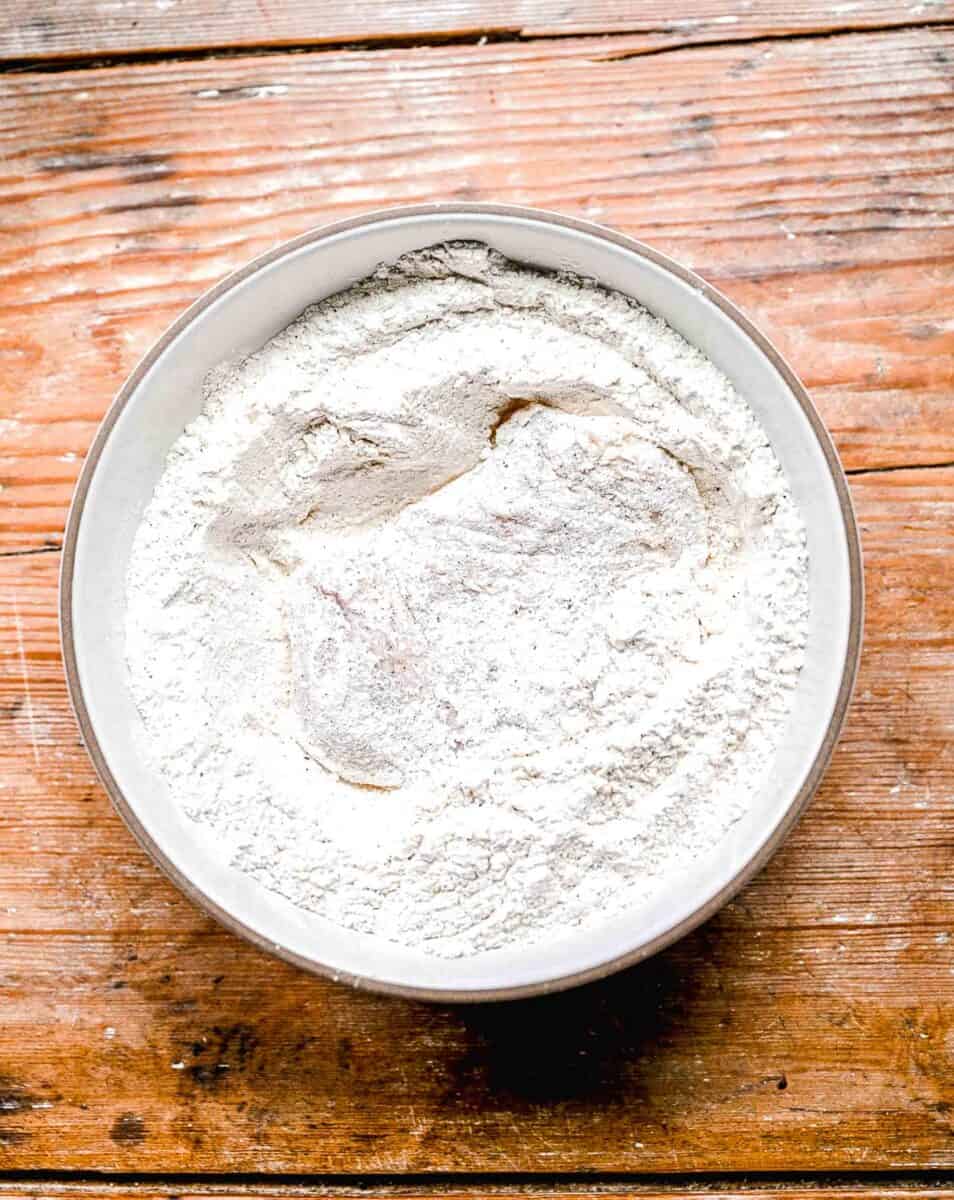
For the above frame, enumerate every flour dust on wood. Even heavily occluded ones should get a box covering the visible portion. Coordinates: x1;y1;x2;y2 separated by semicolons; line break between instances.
125;243;809;958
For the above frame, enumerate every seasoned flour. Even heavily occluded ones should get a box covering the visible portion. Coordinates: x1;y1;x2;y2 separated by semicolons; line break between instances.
125;243;809;958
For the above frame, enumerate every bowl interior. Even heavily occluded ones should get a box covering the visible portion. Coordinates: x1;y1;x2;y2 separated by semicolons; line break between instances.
65;208;859;999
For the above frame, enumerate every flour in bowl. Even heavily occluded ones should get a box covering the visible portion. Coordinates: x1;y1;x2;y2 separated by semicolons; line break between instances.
125;243;809;957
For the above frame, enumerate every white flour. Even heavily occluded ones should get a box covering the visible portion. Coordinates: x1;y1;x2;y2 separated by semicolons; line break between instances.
125;243;808;958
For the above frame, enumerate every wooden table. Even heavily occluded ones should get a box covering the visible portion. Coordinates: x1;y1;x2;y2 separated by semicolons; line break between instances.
1;2;953;1197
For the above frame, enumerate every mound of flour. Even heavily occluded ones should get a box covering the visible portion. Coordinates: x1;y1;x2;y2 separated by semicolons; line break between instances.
125;243;808;958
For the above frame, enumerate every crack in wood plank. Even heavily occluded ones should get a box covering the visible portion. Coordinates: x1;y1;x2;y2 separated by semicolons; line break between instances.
590;18;954;61
0;545;62;559
846;460;954;476
1;9;953;71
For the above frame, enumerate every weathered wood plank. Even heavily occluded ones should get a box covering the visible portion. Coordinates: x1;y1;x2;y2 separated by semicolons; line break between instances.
1;1191;954;1200
3;1193;954;1200
1;0;952;62
0;464;951;1171
2;30;954;550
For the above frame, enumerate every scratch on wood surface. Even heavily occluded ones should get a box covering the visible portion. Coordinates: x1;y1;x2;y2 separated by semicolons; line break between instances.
11;591;40;766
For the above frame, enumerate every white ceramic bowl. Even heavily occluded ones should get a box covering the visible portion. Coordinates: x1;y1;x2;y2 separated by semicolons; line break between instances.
61;204;862;1001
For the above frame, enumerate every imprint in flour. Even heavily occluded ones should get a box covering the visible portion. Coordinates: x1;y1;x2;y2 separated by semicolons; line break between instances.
286;404;711;791
125;243;808;957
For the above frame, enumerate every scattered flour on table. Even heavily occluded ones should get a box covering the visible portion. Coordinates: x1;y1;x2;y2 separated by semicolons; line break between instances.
125;243;809;958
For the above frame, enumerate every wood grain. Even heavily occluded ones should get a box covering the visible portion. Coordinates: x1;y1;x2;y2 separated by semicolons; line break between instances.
1;463;952;1171
2;29;954;551
2;1192;954;1200
4;1193;954;1200
1;0;952;62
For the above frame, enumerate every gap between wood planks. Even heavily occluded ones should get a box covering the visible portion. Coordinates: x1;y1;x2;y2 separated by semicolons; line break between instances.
0;1170;954;1191
1;15;953;74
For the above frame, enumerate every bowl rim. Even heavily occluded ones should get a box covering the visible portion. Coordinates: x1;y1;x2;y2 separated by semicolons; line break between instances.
60;201;864;1002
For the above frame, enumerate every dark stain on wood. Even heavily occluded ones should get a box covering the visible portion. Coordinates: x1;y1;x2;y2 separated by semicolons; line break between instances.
337;1035;354;1072
440;948;700;1107
730;55;761;76
103;195;201;214
110;1113;146;1145
188;1062;231;1088
37;150;169;174
0;1127;31;1144
0;1076;60;1110
184;1024;259;1090
0;1075;59;1145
